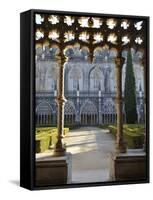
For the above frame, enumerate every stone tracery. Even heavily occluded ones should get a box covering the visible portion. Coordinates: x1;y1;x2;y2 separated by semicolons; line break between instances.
35;12;147;154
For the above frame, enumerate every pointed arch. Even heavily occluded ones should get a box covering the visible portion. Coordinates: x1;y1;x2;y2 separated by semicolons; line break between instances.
64;101;76;115
36;101;53;125
68;67;83;91
64;101;76;125
89;66;103;91
80;100;97;114
80;100;98;125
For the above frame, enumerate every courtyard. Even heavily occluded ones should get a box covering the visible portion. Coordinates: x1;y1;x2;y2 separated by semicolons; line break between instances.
64;127;115;183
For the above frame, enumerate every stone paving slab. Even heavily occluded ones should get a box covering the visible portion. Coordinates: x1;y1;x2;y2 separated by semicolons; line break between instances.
64;127;115;183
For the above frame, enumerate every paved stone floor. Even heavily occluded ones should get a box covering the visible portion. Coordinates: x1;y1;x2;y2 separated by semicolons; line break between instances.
64;127;115;183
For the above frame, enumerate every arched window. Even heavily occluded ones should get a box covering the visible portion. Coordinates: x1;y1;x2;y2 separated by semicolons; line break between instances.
80;100;98;125
89;67;103;91
68;67;83;91
36;101;53;125
81;100;97;114
64;101;76;125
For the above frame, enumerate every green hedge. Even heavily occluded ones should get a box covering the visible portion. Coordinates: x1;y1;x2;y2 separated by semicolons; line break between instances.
35;127;69;153
99;124;145;149
35;135;50;153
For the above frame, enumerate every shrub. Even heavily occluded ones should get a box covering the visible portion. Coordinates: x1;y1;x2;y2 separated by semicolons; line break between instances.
35;127;69;153
35;135;50;153
101;124;145;149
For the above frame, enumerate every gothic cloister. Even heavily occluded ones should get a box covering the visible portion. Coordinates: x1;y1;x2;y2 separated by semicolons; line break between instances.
35;13;147;186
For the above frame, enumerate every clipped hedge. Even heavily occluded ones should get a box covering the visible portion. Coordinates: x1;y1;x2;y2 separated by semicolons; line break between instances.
100;124;145;149
35;127;69;153
35;135;50;153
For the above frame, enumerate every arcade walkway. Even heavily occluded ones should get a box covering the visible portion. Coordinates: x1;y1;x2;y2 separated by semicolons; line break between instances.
64;127;115;183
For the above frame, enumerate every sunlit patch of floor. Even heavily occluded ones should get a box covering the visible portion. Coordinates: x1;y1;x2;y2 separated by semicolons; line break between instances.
64;126;115;183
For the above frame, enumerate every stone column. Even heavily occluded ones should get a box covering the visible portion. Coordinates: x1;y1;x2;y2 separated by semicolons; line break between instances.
98;90;102;125
115;56;126;153
142;57;146;151
54;59;67;156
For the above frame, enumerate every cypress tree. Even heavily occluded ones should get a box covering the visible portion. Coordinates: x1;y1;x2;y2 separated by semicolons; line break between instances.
124;49;137;124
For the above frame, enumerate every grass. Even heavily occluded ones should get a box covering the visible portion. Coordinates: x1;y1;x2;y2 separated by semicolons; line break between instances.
99;124;145;148
35;127;69;153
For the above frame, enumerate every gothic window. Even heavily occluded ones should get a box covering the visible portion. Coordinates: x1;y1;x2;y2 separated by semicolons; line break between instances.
36;101;53;124
68;67;83;91
51;80;55;90
102;99;116;114
73;79;77;90
81;100;97;114
94;79;99;89
90;67;102;91
64;101;76;115
36;101;52;115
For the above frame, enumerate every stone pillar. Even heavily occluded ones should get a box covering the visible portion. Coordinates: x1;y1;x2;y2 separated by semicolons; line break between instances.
98;90;102;125
75;89;80;125
142;57;146;152
54;60;67;156
115;56;126;153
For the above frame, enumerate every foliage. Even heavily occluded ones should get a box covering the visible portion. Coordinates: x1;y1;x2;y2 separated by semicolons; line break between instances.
124;49;137;123
35;127;69;153
99;124;145;148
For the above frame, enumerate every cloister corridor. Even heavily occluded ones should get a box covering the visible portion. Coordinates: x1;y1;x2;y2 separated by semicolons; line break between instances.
64;127;115;183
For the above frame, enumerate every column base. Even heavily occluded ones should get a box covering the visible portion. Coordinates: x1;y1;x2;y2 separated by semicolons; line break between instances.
53;141;66;156
35;152;72;186
109;150;146;181
53;147;66;156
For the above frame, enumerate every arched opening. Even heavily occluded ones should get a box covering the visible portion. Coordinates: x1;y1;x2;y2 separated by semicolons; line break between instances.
36;101;53;126
89;66;103;91
68;67;83;91
80;100;98;126
102;98;116;124
64;101;76;126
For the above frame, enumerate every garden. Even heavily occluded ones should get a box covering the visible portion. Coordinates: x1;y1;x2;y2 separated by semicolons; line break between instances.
35;127;69;153
99;124;145;148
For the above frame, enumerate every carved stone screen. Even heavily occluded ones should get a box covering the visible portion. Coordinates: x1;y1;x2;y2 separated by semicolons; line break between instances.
34;11;149;188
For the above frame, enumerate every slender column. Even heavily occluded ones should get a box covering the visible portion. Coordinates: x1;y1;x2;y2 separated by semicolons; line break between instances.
40;114;42;124
98;90;102;125
54;60;67;156
142;57;146;151
45;115;46;124
85;115;87;125
115;56;126;153
39;115;41;124
48;115;50;124
94;114;95;125
68;115;70;124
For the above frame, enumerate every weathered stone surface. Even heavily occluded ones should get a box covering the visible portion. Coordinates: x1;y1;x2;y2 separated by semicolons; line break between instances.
109;150;146;181
35;153;72;186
